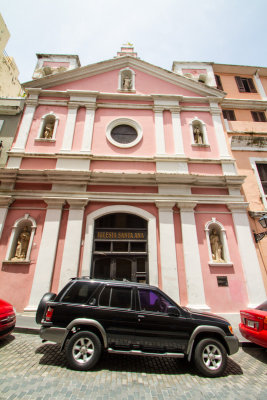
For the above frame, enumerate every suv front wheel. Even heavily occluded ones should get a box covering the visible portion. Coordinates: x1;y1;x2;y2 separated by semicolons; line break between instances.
65;331;102;371
193;338;227;377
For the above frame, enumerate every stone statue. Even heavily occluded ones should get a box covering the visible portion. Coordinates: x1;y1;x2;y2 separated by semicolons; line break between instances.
123;76;132;90
209;229;224;262
43;123;54;139
12;226;31;261
193;126;203;144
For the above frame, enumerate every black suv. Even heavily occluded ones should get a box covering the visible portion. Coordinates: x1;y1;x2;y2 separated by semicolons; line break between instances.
36;278;239;377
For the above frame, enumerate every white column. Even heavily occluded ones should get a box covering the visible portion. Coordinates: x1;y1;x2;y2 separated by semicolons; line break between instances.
154;106;166;155
12;102;37;152
178;202;209;310
60;103;78;152
26;200;64;310
0;197;13;239
170;107;185;156
254;71;267;100
58;199;87;291
81;104;96;153
210;103;231;159
229;204;266;307
156;202;179;303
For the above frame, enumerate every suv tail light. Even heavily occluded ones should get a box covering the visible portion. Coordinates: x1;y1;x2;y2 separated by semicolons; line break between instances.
45;306;54;322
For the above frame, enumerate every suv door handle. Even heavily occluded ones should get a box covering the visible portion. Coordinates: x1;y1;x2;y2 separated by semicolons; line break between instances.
137;314;145;321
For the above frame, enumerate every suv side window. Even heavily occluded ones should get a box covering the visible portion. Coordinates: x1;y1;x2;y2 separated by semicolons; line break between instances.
138;289;172;313
99;286;132;309
60;282;95;304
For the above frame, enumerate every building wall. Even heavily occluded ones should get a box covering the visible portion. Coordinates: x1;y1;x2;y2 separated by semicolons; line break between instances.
0;54;265;313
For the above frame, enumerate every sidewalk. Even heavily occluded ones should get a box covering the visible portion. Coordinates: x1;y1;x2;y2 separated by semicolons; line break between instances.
14;311;249;344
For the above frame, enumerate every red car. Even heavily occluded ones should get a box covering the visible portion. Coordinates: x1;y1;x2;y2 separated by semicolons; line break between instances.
239;300;267;348
0;299;16;339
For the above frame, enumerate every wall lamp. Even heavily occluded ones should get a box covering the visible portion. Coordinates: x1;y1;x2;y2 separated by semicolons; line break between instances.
254;214;267;243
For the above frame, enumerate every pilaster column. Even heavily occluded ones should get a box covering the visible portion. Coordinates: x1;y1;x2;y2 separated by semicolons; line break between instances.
0;196;13;239
81;104;96;153
60;103;78;152
229;204;266;307
170;107;185;156
209;102;231;159
12;91;40;152
177;202;209;310
58;199;88;291
156;202;179;303
154;106;165;155
26;199;64;310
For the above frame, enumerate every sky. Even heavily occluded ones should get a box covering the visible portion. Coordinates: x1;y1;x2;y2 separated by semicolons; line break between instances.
1;0;267;83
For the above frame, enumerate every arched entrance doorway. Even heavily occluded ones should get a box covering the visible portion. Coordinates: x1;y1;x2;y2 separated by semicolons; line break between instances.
92;213;148;283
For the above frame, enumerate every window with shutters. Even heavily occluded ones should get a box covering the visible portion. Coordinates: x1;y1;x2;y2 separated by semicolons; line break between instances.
215;75;223;91
235;76;257;93
256;164;267;194
222;110;236;121
251;111;266;122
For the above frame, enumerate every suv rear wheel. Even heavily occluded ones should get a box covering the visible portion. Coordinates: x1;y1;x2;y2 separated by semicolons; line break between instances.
193;338;227;377
65;331;102;371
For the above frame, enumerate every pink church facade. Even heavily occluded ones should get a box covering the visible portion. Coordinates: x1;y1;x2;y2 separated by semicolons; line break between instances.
0;47;265;313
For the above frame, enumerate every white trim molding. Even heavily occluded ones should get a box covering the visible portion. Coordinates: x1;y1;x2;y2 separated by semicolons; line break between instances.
229;204;266;307
106;118;143;148
178;202;209;310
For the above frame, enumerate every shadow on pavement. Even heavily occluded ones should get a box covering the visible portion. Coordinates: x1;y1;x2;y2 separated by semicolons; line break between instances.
242;346;267;364
0;334;15;349
35;342;243;377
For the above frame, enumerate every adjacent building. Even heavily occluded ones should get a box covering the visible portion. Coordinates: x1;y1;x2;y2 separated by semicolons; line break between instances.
0;14;23;98
0;46;265;313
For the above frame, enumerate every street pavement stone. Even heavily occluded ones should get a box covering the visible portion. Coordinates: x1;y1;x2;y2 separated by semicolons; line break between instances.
0;333;266;399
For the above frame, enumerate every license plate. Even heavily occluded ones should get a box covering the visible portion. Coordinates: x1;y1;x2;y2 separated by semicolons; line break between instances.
247;320;255;328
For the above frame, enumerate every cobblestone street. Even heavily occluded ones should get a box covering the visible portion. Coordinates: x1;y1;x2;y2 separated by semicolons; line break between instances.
0;332;266;399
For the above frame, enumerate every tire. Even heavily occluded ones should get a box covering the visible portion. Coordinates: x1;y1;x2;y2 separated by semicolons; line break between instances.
193;338;227;377
35;292;56;324
65;331;102;371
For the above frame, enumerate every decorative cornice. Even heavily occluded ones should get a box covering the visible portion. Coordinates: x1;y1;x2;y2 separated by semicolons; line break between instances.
177;201;197;211
222;98;267;110
66;199;89;209
155;201;176;209
23;56;224;98
0;196;14;207
227;203;249;212
44;198;65;208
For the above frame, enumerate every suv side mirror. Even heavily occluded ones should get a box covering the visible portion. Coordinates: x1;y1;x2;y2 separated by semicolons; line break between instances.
167;306;180;317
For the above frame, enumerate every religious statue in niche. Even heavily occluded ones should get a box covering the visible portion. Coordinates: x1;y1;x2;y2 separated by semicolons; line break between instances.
43;121;55;139
193;125;203;144
209;229;225;263
12;226;31;261
123;76;132;90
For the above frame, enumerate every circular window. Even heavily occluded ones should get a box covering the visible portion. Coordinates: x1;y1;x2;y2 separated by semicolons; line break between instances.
106;118;142;148
111;124;137;144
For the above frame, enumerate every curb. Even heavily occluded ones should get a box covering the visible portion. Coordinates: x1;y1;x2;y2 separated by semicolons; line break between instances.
14;327;40;335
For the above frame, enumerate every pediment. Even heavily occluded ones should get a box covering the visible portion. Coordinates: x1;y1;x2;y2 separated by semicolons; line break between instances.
23;56;224;99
